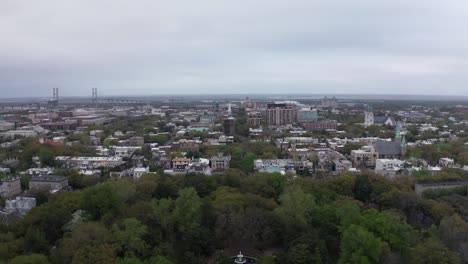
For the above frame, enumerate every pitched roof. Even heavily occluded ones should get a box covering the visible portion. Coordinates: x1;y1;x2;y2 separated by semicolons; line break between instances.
374;116;395;125
173;157;190;162
375;141;401;156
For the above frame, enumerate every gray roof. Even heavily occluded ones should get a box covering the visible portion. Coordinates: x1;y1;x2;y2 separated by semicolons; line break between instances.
211;155;231;161
30;175;67;183
375;141;402;156
374;116;395;125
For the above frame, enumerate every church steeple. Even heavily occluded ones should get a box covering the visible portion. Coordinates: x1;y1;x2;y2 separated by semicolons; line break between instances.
395;121;402;141
227;101;232;116
401;135;407;156
364;104;374;128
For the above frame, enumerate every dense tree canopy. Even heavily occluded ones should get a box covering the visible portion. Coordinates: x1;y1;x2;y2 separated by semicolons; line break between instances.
0;169;467;263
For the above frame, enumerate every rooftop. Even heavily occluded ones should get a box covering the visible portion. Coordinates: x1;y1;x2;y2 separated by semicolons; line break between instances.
30;175;67;183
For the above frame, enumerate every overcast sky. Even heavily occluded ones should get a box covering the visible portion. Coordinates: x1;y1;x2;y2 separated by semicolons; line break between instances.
1;0;468;97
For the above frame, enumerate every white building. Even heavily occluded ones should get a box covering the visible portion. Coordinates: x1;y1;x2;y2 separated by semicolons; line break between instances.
56;156;124;169
254;159;295;170
0;130;37;140
351;146;378;168
5;197;36;215
334;160;352;173
0;121;15;131
113;146;142;157
96;146;110;156
364;109;374;128
133;167;149;179
151;108;166;117
21;167;54;176
439;158;455;167
375;159;404;171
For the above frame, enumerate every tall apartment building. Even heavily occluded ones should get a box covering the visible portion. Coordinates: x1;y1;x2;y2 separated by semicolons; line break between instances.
247;111;262;128
297;108;318;123
266;103;297;126
321;96;338;108
223;116;236;136
351;146;378;168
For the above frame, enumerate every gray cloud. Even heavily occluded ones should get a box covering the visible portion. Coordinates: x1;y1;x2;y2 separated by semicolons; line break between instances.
1;0;468;97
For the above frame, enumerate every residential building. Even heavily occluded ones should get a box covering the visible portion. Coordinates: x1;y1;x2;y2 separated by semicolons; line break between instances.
375;159;404;171
0;177;21;198
321;96;338;108
266;103;297;126
172;139;202;152
0;130;37;140
334;160;352;173
223;116;236;137
187;158;212;175
5;197;36;215
1;158;20;168
210;153;231;172
172;157;191;169
439;157;455;167
0;168;11;174
72;115;109;126
351;146;378;168
254;159;298;174
247;111;262;128
114;146;142;158
110;164;132;178
157;156;172;169
375;159;404;178
40;121;77;131
128;136;145;146
249;127;263;138
133;167;149;179
56;156;124;169
0;121;15;131
297;109;318;123
301;120;337;131
29;175;69;191
130;155;145;168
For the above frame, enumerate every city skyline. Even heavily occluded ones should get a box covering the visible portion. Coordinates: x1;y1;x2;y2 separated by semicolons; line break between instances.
2;0;468;97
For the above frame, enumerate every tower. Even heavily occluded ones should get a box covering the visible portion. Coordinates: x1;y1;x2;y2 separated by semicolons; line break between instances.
53;87;58;101
92;88;98;107
364;105;374;127
48;87;59;108
401;135;407;156
227;101;232;116
223;116;236;137
222;101;236;136
395;121;402;142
